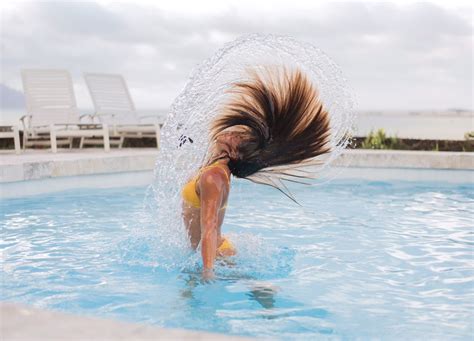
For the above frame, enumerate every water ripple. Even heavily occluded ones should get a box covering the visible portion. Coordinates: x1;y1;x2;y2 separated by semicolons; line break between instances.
1;180;473;339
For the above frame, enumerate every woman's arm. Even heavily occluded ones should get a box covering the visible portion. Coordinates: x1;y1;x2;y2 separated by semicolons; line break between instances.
199;168;227;271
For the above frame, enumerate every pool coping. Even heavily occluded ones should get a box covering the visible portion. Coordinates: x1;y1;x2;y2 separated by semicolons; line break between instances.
0;149;472;198
0;149;472;184
335;149;473;170
0;148;159;183
1;302;254;340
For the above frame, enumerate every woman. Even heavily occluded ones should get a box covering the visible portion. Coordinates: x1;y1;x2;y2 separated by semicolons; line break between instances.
182;67;331;274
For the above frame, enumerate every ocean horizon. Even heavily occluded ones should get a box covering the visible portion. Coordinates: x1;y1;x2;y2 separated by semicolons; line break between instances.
1;108;473;140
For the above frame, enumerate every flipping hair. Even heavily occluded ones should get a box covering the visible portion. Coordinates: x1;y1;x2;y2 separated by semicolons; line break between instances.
210;67;331;204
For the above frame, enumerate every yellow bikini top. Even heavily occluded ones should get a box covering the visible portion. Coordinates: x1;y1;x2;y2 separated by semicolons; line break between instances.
181;162;230;209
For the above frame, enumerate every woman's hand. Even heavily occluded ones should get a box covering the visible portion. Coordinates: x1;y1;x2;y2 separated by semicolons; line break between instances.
201;268;215;282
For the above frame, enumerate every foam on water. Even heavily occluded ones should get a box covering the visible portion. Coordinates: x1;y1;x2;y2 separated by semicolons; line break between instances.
150;34;355;267
116;206;295;279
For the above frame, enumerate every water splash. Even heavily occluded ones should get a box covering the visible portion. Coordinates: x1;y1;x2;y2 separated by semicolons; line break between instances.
150;34;355;268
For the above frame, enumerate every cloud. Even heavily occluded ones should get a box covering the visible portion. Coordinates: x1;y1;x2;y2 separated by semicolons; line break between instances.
1;1;472;110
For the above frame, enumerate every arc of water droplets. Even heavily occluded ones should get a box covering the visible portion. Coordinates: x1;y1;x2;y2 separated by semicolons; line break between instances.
150;34;356;255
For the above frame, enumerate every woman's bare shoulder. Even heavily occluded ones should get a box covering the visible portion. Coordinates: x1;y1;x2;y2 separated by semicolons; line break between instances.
199;166;228;186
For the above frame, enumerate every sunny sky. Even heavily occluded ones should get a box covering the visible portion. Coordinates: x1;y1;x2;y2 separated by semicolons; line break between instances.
1;0;473;111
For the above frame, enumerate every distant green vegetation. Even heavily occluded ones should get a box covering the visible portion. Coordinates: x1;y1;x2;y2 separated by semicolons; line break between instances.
351;129;473;152
361;129;402;150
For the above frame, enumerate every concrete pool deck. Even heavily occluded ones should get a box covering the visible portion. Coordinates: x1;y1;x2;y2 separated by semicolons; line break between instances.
1;302;254;340
0;148;472;182
0;148;158;182
0;149;473;198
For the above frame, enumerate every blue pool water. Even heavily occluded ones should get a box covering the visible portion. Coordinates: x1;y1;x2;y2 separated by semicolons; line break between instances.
1;178;473;339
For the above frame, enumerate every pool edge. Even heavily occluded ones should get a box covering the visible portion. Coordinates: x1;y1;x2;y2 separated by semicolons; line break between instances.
1;302;255;340
1;149;473;198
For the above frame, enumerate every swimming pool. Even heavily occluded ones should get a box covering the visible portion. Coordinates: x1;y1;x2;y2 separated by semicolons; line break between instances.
1;176;473;339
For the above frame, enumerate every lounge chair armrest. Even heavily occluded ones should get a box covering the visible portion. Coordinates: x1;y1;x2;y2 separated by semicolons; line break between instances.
79;114;95;123
20;115;32;129
94;113;117;124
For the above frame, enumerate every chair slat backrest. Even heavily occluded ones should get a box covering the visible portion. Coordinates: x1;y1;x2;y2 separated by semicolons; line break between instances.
84;73;138;124
21;69;79;126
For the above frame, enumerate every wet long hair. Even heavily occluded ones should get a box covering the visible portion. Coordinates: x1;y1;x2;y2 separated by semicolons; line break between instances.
210;67;331;203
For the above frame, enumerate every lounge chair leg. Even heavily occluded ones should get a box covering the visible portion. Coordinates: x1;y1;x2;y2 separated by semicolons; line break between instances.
13;126;21;154
79;137;84;149
155;124;161;149
119;136;125;149
103;124;110;152
69;137;73;149
50;124;57;153
23;130;28;150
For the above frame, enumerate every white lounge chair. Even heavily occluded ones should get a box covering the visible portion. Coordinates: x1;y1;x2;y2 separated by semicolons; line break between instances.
83;73;161;149
21;69;110;153
0;125;21;154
